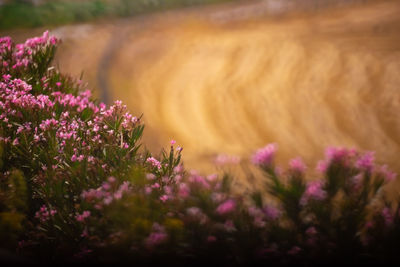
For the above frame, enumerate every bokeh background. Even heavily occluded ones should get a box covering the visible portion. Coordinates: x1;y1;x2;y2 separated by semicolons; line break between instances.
2;0;400;191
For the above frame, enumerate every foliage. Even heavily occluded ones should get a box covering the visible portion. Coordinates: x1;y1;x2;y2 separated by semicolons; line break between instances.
0;0;236;30
0;32;399;265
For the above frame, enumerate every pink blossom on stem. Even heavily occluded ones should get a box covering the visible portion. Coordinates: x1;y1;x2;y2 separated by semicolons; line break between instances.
300;180;327;206
289;157;307;173
146;157;162;170
356;151;375;172
252;143;277;168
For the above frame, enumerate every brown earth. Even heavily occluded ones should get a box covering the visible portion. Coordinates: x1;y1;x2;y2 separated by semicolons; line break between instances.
3;0;400;191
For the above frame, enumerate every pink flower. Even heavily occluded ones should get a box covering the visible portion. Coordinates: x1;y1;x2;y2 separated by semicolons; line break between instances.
252;143;277;167
289;157;307;173
356;152;375;172
325;147;356;165
35;205;56;222
76;211;91;222
146;157;162;170
151;183;160;189
216;199;236;215
300;180;327;206
170;140;176;145
160;195;168;202
12;138;19;146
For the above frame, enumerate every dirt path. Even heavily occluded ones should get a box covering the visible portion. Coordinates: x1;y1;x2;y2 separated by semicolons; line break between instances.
8;0;400;191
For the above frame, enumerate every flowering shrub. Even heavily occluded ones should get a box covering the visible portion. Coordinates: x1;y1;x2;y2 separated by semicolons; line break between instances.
1;32;400;265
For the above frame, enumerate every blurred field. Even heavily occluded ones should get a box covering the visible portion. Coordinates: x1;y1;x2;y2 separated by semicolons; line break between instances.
3;0;400;190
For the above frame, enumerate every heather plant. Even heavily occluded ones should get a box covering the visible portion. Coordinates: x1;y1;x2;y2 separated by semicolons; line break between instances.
0;32;399;265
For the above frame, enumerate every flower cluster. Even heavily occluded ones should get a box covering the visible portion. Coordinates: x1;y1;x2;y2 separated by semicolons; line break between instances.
1;32;400;265
35;205;57;223
81;179;131;209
